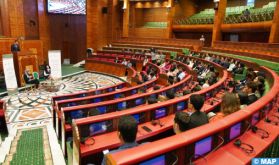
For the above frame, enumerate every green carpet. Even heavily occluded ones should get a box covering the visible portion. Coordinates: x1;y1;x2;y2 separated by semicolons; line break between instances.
9;128;45;165
202;50;279;74
61;64;84;76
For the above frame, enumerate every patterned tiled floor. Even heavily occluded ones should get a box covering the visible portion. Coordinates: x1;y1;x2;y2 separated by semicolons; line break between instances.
1;72;124;129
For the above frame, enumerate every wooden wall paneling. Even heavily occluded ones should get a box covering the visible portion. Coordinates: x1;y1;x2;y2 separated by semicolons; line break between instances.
129;28;169;38
135;8;144;27
110;0;122;41
269;0;279;43
167;1;174;38
196;0;215;12
130;2;136;28
173;0;197;18
8;0;25;37
226;0;247;7
0;38;42;72
49;15;86;63
174;32;212;47
87;0;98;49
37;0;50;62
222;32;270;42
21;40;44;65
212;0;227;46
134;1;169;8
172;24;214;32
254;0;276;8
123;0;129;37
0;5;2;36
87;0;109;50
107;0;113;42
143;8;168;22
113;0;122;40
0;0;10;36
23;0;39;40
195;0;274;12
221;21;272;32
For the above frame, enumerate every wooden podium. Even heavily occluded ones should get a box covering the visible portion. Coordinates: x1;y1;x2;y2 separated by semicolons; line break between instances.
13;51;39;87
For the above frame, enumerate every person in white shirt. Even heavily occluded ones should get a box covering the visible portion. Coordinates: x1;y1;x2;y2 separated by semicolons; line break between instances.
188;60;194;69
178;71;186;81
122;59;127;66
143;56;149;66
200;35;205;46
227;59;236;72
202;80;210;89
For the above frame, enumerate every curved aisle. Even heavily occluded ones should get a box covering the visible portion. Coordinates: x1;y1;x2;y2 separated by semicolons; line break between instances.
1;72;124;130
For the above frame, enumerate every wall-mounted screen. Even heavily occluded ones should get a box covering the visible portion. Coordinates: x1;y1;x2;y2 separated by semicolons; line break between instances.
47;0;86;15
229;123;241;140
139;155;165;165
194;136;212;158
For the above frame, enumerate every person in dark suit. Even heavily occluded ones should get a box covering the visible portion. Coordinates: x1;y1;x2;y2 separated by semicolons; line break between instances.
188;94;209;129
173;112;190;134
102;115;139;165
11;40;20;53
243;81;258;105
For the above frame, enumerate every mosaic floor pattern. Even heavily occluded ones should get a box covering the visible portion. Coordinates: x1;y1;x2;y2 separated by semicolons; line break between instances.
1;72;124;129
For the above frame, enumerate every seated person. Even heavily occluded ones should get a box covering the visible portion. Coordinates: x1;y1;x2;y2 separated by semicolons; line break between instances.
11;40;20;53
254;76;265;97
147;97;158;104
158;89;175;102
102;115;138;165
243;81;258;105
24;69;40;88
114;57;120;63
237;91;248;109
121;59;127;66
173;112;190;134
191;85;202;92
232;63;245;74
176;67;186;82
43;62;51;79
183;90;191;96
188;94;208;129
209;93;240;122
